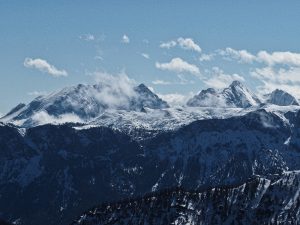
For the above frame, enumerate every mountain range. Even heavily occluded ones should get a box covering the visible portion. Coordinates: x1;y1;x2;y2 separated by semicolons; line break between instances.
1;83;169;127
187;80;299;108
0;81;300;224
1;80;299;128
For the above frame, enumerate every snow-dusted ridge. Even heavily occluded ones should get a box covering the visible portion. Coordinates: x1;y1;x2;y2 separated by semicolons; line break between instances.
187;80;261;108
72;171;300;225
264;89;299;106
2;94;300;224
0;82;168;126
3;104;300;137
1;80;300;131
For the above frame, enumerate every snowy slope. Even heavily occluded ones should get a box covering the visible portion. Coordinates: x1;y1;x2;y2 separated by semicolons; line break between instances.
2;81;300;225
2;81;300;130
0;83;168;126
187;80;261;108
3;102;300;140
75;104;300;141
264;89;299;106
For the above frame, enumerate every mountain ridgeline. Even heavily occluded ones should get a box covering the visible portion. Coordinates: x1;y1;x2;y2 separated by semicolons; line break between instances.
0;81;300;224
187;80;299;108
72;171;300;225
0;83;169;126
1;80;299;127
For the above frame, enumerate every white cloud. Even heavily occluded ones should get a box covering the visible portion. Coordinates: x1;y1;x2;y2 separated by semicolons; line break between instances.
204;67;245;89
158;92;194;106
216;47;300;97
152;80;172;85
160;40;177;49
141;53;150;59
93;71;137;108
31;111;83;125
199;54;214;62
194;46;300;97
159;37;201;53
155;57;201;75
219;48;300;67
28;91;47;96
251;66;300;84
121;34;130;44
218;47;256;63
79;33;95;41
257;51;300;67
177;37;201;53
251;66;300;97
24;58;68;77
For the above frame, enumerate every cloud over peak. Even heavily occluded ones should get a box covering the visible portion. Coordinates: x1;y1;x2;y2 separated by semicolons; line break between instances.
93;71;137;108
158;93;193;106
204;67;245;89
24;58;68;77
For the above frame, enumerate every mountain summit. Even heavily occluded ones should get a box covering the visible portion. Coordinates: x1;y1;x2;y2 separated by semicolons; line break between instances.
133;83;169;109
2;80;300;128
264;89;299;106
1;83;168;125
187;80;261;108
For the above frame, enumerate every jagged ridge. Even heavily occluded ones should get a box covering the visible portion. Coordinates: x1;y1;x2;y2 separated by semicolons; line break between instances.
0;83;168;126
187;80;261;108
71;171;300;225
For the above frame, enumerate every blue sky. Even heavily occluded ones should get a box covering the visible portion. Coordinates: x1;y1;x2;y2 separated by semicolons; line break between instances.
1;1;300;114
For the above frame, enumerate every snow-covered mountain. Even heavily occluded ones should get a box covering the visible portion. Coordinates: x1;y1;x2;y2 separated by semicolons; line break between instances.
72;171;300;225
187;80;261;108
0;83;168;126
133;83;169;109
2;80;300;129
1;108;300;224
264;89;299;106
3;103;26;118
2;81;300;224
187;81;300;109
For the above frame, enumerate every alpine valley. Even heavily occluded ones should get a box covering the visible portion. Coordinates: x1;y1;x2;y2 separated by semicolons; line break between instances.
1;80;300;225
